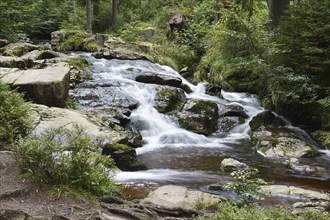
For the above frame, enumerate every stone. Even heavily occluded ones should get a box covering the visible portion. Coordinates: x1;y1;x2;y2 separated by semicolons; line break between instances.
169;12;186;31
96;33;109;47
216;116;241;132
249;110;284;131
136;72;183;88
154;86;186;113
0;56;34;69
51;30;67;47
292;201;329;214
205;84;222;97
221;158;248;172
142;185;224;209
218;104;248;119
0;210;29;220
177;100;218;135
141;27;156;42
0;62;70;107
258;185;330;201
30;104;126;145
2;43;43;57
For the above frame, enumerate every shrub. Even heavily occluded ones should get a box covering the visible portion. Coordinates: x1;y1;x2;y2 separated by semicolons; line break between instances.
196;201;330;220
14;126;118;196
0;81;32;142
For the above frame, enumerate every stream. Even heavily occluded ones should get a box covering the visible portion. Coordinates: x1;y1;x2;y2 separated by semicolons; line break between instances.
72;54;330;203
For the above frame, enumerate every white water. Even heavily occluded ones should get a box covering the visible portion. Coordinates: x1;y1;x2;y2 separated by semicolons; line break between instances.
80;54;329;188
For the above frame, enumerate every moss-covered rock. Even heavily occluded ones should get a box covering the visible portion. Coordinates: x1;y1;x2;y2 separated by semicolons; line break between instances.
249;111;284;131
154;86;186;113
177;100;218;135
311;130;330;150
102;143;147;171
51;30;100;52
3;43;44;57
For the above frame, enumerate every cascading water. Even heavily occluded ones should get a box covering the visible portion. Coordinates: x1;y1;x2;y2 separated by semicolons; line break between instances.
74;54;329;195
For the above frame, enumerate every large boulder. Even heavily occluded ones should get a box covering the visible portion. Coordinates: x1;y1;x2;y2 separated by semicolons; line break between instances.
0;63;70;107
136;72;182;88
142;185;224;209
177;100;218;135
220;158;248;172
249;110;284;131
2;43;43;57
0;56;34;69
154;86;186;113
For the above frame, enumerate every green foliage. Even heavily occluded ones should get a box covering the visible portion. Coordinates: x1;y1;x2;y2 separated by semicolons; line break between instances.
223;168;267;205
15;126;118;196
272;0;330;83
54;31;100;52
196;201;330;220
67;57;91;69
0;81;32;142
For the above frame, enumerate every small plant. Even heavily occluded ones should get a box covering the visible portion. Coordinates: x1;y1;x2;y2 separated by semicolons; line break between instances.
64;98;78;109
14;126;118;196
0;81;32;143
223;168;267;205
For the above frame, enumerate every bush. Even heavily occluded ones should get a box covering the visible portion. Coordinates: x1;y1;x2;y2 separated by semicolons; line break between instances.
0;81;32;142
196;201;330;220
14;126;118;196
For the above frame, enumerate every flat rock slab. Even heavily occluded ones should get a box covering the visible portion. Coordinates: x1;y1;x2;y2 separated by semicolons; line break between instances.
142;185;224;209
0;63;70;107
30;104;126;145
259;185;330;201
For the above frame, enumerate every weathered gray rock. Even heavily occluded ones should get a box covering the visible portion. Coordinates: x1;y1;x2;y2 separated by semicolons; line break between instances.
0;56;34;69
136;72;183;88
221;158;248;172
0;62;70;107
169;12;186;31
177;100;218;135
154;86;186;113
218;104;248;119
216;116;242;132
205;84;222;98
258;185;330;201
2;43;43;57
292;201;330;214
141;27;156;42
142;185;224;209
51;30;67;47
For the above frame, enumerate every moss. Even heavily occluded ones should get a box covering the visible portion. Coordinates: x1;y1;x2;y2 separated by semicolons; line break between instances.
54;31;100;52
189;100;218;116
67;57;91;69
154;87;185;113
111;143;132;152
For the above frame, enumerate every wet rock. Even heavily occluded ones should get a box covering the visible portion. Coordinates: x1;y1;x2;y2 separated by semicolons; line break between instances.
292;201;330;214
218;104;248;119
177;100;218;135
258;185;330;201
142;185;224;209
136;72;182;88
249;111;284;131
93;49;147;60
1;62;70;107
205;84;222;97
221;158;248;172
154;86;186;113
86;107;132;127
216;116;241;132
102;143;146;171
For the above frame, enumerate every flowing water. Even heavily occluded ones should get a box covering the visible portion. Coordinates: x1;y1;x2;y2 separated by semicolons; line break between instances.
74;54;330;201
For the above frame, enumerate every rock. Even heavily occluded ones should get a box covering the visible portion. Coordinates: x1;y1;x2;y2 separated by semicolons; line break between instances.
102;143;146;171
292;201;330;214
2;43;43;57
136;72;183;88
96;33;109;47
249;110;284;131
205;84;222;97
259;185;330;201
216;116;241;132
93;49;148;60
30;104;126;145
154;86;186;113
0;39;10;48
142;185;224;209
221;158;248;172
51;30;67;47
218;104;248;119
0;209;29;220
169;12;186;31
0;56;34;69
262;137;315;159
0;62;70;107
141;27;156;42
177;100;218;135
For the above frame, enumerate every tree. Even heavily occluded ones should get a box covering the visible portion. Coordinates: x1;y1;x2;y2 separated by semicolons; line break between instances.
112;0;119;32
86;0;92;33
267;0;290;34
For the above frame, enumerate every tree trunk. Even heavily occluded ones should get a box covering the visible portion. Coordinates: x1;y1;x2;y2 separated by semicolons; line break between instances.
86;0;92;33
112;0;119;32
267;0;290;34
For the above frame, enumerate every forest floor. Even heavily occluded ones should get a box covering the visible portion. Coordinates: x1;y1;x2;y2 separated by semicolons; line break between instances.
0;150;127;220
